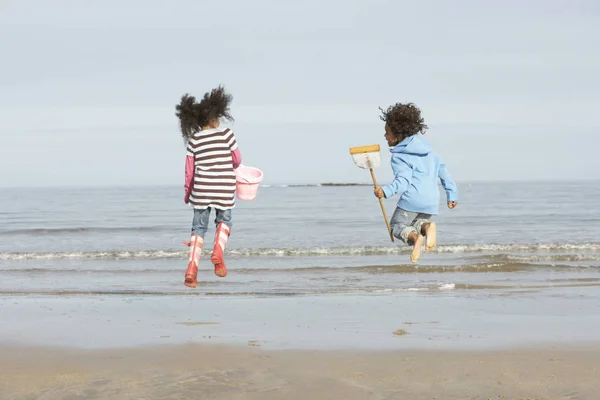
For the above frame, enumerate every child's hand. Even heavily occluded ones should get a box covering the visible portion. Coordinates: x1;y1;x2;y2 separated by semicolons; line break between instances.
184;193;190;204
374;187;385;199
448;201;457;209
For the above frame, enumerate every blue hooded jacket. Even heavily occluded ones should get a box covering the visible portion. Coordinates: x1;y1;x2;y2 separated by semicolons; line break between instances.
381;135;458;215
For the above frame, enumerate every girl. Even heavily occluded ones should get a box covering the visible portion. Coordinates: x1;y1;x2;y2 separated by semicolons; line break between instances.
374;102;458;263
175;85;242;288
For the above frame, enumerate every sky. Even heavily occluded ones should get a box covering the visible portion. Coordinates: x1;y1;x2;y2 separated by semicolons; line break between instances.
0;0;599;187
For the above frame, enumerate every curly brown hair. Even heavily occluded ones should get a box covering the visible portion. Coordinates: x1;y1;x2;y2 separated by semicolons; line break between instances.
175;93;200;139
379;102;428;139
175;85;234;139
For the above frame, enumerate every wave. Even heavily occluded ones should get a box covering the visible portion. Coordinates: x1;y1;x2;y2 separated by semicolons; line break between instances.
1;242;599;261
0;283;456;297
2;262;596;275
4;281;600;297
0;226;170;236
483;253;600;263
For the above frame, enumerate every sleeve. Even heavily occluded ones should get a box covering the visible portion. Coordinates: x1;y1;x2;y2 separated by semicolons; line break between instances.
185;138;194;157
381;157;412;199
231;148;242;169
438;159;458;202
184;137;195;197
184;155;194;197
223;128;238;152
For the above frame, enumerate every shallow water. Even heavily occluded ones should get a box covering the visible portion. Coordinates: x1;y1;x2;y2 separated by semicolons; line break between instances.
1;182;600;349
1;182;599;295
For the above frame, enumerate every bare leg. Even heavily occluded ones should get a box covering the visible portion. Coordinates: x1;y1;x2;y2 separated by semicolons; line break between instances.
407;231;424;263
421;222;437;250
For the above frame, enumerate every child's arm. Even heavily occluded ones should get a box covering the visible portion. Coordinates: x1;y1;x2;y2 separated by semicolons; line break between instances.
184;156;194;203
184;142;194;204
438;159;458;203
381;158;412;199
224;128;242;169
232;148;242;169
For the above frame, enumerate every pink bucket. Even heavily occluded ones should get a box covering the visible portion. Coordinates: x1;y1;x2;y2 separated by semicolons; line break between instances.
235;165;264;201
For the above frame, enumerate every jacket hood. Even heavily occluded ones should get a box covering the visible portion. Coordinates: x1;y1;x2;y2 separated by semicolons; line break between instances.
390;135;432;156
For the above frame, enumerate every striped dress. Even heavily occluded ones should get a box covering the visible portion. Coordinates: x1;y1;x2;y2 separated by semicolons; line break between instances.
186;128;238;210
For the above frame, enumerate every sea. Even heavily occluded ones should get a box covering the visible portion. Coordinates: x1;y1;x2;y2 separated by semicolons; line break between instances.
1;181;600;350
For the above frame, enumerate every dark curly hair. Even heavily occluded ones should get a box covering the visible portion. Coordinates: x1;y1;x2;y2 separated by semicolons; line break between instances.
175;85;234;140
379;102;428;139
175;94;200;139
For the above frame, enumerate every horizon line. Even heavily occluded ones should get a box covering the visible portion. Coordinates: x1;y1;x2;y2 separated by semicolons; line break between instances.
1;178;599;190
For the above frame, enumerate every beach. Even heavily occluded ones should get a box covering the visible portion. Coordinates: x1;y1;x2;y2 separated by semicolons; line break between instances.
1;183;600;398
2;0;599;396
2;282;600;399
2;344;600;399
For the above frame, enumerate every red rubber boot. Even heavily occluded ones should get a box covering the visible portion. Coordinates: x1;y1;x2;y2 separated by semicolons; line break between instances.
184;234;203;287
211;223;230;278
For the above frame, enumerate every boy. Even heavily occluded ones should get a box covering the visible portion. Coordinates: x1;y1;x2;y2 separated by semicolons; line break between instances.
374;102;458;263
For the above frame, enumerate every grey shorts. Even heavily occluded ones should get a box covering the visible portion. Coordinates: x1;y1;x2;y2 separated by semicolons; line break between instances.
390;208;432;244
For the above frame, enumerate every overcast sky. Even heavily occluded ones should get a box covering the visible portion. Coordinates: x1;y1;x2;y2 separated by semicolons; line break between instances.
0;0;598;187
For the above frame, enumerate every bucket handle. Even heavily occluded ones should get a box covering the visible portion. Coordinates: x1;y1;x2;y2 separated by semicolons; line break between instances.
235;164;262;184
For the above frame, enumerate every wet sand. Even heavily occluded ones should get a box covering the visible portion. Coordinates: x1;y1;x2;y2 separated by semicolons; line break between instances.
2;267;600;399
3;291;600;351
1;343;599;399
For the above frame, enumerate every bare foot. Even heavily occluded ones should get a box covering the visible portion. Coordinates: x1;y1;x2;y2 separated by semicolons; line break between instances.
425;222;437;250
411;234;424;263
